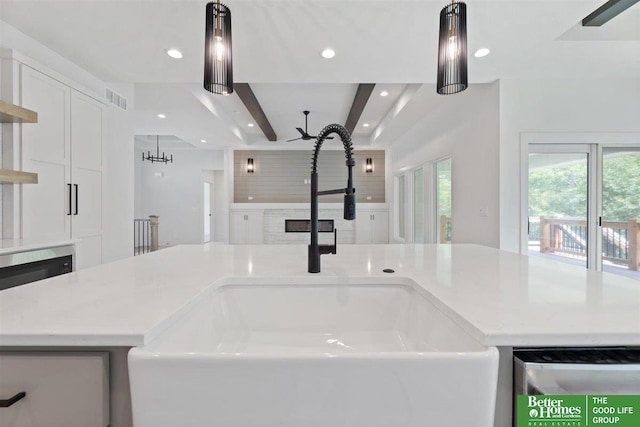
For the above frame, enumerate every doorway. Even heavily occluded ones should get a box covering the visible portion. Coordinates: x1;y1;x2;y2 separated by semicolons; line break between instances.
203;180;213;243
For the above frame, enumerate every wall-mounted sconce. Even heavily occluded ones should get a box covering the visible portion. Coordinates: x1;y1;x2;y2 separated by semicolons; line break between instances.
246;158;254;173
366;158;374;173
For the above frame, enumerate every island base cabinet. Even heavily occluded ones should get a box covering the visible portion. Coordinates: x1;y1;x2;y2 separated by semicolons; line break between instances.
0;352;109;427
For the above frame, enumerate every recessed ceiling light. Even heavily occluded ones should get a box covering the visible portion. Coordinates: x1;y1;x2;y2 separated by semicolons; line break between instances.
363;123;370;127
166;49;183;59
200;139;207;143
248;123;254;127
321;48;336;59
379;91;389;97
157;114;166;119
474;48;491;58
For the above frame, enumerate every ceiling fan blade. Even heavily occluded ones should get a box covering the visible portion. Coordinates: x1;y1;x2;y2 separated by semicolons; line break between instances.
308;135;334;140
286;137;302;142
296;127;305;136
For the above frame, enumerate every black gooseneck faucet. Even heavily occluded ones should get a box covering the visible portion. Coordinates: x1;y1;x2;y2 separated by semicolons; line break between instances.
308;124;356;273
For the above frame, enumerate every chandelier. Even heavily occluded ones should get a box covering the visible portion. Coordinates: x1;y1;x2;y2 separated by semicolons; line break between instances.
142;135;173;164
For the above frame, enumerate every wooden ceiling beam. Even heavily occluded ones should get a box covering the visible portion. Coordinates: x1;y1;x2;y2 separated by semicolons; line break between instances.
234;83;277;142
345;83;375;134
582;0;640;26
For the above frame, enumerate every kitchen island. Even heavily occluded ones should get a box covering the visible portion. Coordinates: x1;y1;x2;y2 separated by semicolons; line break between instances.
1;243;639;426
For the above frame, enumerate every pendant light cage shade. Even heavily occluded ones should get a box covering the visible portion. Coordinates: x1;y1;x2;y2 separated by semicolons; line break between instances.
437;2;468;95
204;2;233;95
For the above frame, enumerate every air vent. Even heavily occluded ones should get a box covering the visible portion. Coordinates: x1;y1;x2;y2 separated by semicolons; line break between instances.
105;88;128;111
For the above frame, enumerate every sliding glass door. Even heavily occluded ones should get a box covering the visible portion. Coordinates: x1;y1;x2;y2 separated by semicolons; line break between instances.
528;148;590;268
528;144;640;280
601;148;640;277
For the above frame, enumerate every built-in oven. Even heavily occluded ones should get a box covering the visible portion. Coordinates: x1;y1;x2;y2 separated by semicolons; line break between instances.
0;246;74;291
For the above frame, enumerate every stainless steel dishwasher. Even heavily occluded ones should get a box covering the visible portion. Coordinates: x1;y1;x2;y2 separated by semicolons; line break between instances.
514;348;640;424
515;347;640;394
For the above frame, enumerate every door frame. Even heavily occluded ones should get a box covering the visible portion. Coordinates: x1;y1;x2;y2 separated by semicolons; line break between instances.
201;177;214;244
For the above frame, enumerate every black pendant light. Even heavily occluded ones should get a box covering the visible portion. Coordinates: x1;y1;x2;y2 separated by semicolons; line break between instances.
204;1;233;95
142;136;173;164
437;1;468;95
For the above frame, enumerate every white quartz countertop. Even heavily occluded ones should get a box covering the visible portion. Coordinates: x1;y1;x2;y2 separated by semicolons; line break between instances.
1;244;639;348
0;238;77;255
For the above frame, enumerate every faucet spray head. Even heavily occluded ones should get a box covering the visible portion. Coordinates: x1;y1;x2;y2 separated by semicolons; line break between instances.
344;191;356;220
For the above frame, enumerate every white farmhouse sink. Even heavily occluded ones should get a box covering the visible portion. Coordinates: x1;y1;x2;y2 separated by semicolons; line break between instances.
129;278;498;427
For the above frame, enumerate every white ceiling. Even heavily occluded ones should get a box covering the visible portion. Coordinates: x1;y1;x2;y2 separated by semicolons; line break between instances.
1;0;639;148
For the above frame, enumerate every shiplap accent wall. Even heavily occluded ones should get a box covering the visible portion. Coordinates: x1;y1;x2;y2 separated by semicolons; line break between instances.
234;150;385;203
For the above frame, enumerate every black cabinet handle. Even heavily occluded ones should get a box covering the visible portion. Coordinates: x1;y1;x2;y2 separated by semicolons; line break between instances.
74;184;79;215
0;392;26;408
67;184;72;215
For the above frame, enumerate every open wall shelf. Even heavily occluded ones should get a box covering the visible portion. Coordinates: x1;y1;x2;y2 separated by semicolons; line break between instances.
0;100;39;183
0;100;38;123
0;169;38;184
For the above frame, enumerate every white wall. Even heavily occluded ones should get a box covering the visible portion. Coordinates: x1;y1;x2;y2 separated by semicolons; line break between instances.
389;82;501;248
499;78;640;253
213;170;226;243
135;148;225;247
0;20;104;96
103;83;135;263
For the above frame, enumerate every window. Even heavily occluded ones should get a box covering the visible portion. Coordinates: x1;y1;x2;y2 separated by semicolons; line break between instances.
413;168;425;243
435;158;452;243
396;175;406;240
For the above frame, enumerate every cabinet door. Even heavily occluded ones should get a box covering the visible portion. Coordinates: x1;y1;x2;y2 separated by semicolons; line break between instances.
70;90;103;269
372;211;389;244
0;352;109;427
230;212;247;244
356;213;373;244
356;211;389;244
246;212;264;244
20;65;71;241
230;212;263;244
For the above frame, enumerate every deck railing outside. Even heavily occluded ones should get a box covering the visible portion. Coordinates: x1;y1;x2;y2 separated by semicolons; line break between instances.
439;215;452;243
134;215;159;256
533;216;640;270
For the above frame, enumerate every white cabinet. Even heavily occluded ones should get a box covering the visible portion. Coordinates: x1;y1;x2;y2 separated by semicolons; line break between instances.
230;211;264;244
356;210;389;244
0;352;109;427
20;65;103;270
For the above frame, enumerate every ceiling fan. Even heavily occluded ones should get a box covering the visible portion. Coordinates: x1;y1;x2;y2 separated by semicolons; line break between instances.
286;110;334;142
